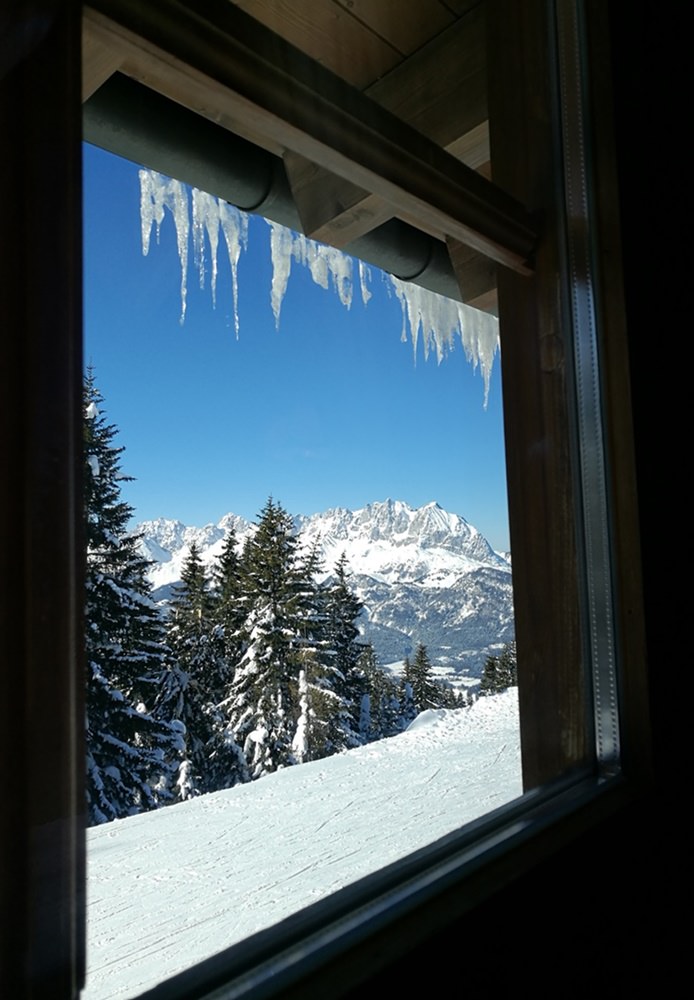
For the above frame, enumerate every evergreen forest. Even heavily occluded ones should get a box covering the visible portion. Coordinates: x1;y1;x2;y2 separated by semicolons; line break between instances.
84;373;514;825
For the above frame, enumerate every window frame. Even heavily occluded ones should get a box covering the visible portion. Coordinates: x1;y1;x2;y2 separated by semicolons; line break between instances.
0;1;652;997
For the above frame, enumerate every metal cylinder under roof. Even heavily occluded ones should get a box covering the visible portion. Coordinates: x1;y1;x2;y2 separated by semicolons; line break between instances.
83;73;464;302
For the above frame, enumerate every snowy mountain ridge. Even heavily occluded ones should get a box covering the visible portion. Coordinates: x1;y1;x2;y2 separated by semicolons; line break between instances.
138;511;250;565
296;499;505;578
136;500;514;676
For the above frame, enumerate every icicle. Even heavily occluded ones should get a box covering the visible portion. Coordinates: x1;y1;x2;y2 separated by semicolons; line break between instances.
192;189;220;302
139;169;163;257
172;182;189;323
269;221;295;328
139;169;190;324
388;276;499;407
138;175;499;402
305;241;353;309
219;201;248;339
268;222;354;326
359;260;372;306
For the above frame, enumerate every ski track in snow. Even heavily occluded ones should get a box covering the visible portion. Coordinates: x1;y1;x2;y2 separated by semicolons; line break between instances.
83;692;521;999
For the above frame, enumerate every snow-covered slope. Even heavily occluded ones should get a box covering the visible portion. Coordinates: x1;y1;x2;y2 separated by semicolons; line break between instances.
136;500;514;675
84;691;521;1000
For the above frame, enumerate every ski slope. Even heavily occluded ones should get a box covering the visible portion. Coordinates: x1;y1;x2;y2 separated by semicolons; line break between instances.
84;690;521;998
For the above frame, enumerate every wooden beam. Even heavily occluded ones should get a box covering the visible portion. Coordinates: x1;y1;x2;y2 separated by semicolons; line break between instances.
466;286;498;314
446;236;497;306
84;0;536;273
82;17;123;99
283;152;394;246
284;7;489;247
366;4;487;147
487;0;588;788
446;122;490;172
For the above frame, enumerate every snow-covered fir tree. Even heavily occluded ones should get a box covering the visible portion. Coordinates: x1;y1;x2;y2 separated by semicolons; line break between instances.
212;525;247;673
357;643;403;740
288;537;333;763
84;370;183;825
161;542;247;797
318;552;366;751
480;640;517;695
400;654;417;725
405;642;442;714
226;499;306;777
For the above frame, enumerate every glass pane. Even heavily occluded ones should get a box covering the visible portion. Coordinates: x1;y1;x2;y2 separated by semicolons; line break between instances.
82;139;521;998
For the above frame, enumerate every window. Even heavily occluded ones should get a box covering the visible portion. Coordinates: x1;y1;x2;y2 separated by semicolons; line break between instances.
1;1;653;997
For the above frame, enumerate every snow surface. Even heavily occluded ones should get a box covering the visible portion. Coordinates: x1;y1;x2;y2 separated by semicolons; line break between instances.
84;691;521;999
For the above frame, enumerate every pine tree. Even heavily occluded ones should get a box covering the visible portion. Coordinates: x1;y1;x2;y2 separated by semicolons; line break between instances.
212;525;247;674
479;654;500;696
497;640;517;689
319;552;365;751
289;537;336;762
434;679;463;708
358;643;403;740
290;652;320;764
84;370;183;824
480;641;517;696
405;643;441;714
167;541;223;692
287;548;366;761
400;654;416;724
162;542;246;796
202;525;252;789
227;499;305;777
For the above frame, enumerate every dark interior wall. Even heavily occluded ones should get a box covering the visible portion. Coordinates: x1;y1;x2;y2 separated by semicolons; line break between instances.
609;0;672;777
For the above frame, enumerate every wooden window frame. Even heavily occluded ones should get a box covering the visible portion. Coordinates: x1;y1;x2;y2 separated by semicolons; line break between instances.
0;1;651;996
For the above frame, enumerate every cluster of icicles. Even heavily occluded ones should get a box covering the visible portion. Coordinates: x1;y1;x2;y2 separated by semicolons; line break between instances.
139;168;500;404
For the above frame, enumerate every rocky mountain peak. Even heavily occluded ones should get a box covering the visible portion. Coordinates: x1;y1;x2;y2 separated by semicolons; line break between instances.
135;500;513;676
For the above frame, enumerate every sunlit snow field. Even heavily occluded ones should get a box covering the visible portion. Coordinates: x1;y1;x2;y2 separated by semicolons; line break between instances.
84;691;521;999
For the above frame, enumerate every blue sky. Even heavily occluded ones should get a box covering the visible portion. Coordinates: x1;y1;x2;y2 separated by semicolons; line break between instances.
83;143;510;551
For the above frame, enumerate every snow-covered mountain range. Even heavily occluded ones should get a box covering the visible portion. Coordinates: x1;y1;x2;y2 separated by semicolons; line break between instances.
136;499;514;677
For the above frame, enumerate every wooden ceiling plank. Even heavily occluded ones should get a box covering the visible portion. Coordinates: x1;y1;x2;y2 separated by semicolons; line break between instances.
284;10;489;250
442;0;484;16
331;0;455;58
365;4;486;146
229;0;401;88
83;2;536;272
82;19;124;100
